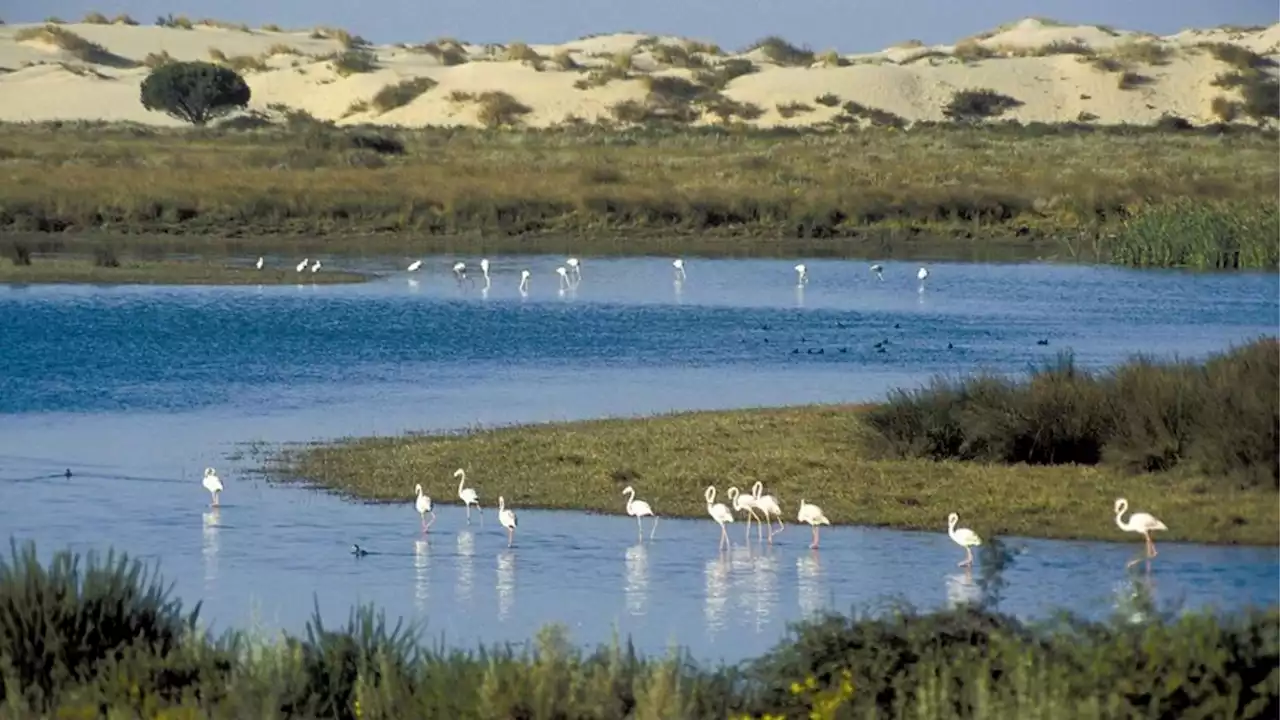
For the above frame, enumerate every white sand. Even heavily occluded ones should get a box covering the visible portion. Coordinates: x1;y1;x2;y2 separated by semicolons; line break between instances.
0;17;1274;128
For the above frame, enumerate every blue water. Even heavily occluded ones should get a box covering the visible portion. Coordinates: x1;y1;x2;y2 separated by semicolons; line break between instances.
0;256;1276;663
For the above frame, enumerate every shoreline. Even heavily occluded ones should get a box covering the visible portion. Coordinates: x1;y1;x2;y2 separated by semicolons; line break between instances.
267;404;1280;547
0;256;371;285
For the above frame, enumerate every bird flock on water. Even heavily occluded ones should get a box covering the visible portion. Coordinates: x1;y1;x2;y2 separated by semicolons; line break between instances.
200;467;1169;564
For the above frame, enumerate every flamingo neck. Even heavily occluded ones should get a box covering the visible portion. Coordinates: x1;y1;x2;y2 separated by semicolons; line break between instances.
457;475;466;493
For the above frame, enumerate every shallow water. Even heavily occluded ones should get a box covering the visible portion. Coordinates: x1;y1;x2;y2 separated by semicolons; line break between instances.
1;256;1276;663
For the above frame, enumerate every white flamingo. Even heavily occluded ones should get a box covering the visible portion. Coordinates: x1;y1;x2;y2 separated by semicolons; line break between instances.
622;486;657;540
947;512;982;567
407;260;423;272
480;258;491;288
498;495;518;547
917;266;928;292
566;257;580;281
797;499;829;549
519;269;530;295
295;258;309;272
415;484;436;533
1114;498;1168;560
555;266;570;292
202;467;223;507
455;468;482;523
310;260;321;273
705;486;735;550
672;258;686;280
727;486;762;543
870;263;883;280
452;261;467;282
255;256;264;270
751;481;784;541
794;263;808;286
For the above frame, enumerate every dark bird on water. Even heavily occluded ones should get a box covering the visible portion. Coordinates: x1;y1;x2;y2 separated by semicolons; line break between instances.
351;544;369;557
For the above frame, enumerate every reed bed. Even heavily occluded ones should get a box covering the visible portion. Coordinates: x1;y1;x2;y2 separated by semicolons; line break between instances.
865;337;1280;490
1;540;1275;719
0;121;1275;268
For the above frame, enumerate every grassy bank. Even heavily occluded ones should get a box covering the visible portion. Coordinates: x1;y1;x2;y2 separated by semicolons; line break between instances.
274;339;1280;546
1;121;1277;268
0;255;368;285
1;541;1276;719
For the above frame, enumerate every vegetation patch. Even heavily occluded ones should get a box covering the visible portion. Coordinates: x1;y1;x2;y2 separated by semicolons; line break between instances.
0;256;367;285
13;24;137;68
329;49;380;76
371;77;438;113
943;88;1023;120
407;40;469;66
748;36;815;66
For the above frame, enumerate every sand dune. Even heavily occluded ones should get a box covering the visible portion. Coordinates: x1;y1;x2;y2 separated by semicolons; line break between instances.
0;16;1275;128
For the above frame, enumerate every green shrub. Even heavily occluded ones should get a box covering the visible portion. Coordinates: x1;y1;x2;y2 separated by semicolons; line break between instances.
943;88;1023;121
748;36;814;66
139;61;251;126
330;49;379;76
371;77;438;113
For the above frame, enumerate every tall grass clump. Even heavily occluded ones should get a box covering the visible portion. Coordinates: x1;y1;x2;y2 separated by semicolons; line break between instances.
1;541;1276;717
1110;202;1279;269
865;338;1280;489
370;77;438;113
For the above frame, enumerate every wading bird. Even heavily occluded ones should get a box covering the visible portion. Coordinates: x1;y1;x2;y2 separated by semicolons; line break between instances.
947;512;982;567
672;258;686;280
202;467;223;507
255;256;264;270
415;484;435;533
797;499;829;549
295;258;309;272
705;486;735;550
622;486;657;540
1114;498;1168;560
519;269;530;295
452;262;467;283
310;260;321;273
566;257;580;282
917;266;929;291
456;468;481;523
480;258;491;288
555;266;570;291
727;486;762;543
498;496;518;547
752;481;784;541
794;264;808;285
870;263;883;280
407;260;422;272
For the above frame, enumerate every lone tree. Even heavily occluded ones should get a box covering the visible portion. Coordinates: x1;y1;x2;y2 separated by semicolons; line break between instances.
140;60;250;126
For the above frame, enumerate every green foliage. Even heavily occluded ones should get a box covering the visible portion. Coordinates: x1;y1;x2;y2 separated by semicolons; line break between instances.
943;88;1024;120
865;338;1280;489
1111;202;1278;269
139;61;251;126
370;77;438;113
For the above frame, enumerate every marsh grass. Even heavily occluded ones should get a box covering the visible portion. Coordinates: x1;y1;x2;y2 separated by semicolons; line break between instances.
274;398;1277;545
0;122;1275;258
1110;201;1278;268
865;338;1279;492
2;541;1276;718
0;256;368;285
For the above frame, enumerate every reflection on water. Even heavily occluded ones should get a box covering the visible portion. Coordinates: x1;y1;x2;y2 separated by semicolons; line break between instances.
624;543;649;617
729;545;754;615
945;570;981;610
749;546;781;633
455;531;474;605
201;510;219;590
794;284;805;308
413;540;430;612
1113;566;1158;624
797;551;823;618
704;552;730;639
497;550;515;621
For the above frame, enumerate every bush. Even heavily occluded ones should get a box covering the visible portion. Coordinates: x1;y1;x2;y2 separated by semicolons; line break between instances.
12;24;136;68
330;49;379;76
371;77;438;113
140;61;250;126
748;36;814;66
864;338;1280;488
474;91;532;128
943;88;1023;121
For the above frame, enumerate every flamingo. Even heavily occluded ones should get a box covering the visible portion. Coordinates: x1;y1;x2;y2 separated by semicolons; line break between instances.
555;266;570;291
566;257;580;281
310;260;321;273
622;486;657;540
917;266;928;291
295;258;309;272
455;468;482;523
672;258;686;280
407;260;423;272
870;263;883;280
797;499;829;549
727;486;762;543
452;261;467;282
794;264;808;286
752;481;784;541
415;484;435;533
201;467;223;507
519;269;530;295
498;495;518;547
480;258;491;288
1114;498;1168;559
255;256;264;270
705;486;735;550
947;512;982;567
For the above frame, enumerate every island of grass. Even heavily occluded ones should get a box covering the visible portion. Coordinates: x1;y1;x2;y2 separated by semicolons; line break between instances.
274;338;1280;546
0;254;368;285
4;541;1276;718
2;121;1277;270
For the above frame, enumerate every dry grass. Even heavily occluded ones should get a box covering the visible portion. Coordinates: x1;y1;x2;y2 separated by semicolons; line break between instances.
0;255;367;284
12;24;137;68
0;123;1274;254
276;405;1278;545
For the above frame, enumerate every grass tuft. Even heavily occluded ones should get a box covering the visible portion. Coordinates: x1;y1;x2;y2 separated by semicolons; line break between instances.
13;24;137;68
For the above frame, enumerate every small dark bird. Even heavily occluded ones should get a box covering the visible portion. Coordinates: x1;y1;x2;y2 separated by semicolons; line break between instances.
947;342;954;350
64;469;72;479
1037;339;1049;346
894;323;901;329
351;544;369;557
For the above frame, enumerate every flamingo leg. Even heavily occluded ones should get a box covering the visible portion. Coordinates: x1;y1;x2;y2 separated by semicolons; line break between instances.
960;546;973;567
212;491;219;507
636;515;643;540
810;525;819;549
650;515;658;540
507;527;514;548
1145;533;1158;558
465;504;472;524
719;523;729;550
750;509;763;542
743;513;753;543
425;511;436;533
